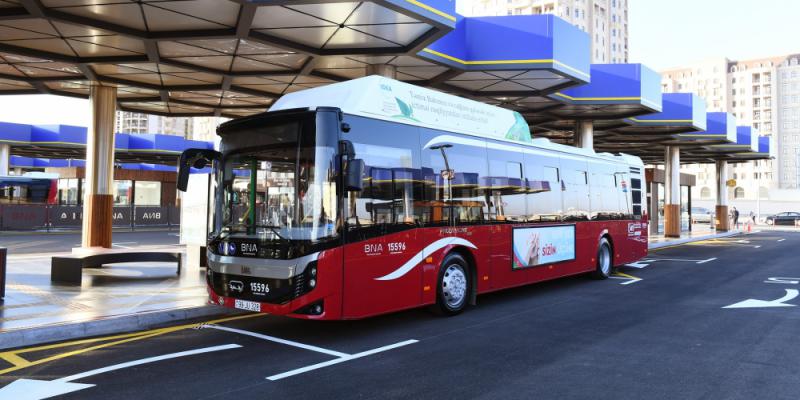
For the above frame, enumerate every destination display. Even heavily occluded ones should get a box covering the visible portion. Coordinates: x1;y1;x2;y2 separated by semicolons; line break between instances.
512;225;576;269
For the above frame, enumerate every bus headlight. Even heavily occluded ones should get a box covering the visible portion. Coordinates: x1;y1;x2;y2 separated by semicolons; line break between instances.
308;279;316;288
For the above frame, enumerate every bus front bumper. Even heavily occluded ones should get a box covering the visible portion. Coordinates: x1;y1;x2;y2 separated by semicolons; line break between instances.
205;259;341;320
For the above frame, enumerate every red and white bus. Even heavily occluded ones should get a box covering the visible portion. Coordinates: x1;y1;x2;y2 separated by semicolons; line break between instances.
178;76;648;320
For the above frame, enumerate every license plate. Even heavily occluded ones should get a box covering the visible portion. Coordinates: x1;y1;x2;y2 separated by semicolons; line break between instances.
234;299;261;312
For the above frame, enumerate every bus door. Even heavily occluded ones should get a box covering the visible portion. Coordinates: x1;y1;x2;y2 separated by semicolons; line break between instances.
340;120;423;318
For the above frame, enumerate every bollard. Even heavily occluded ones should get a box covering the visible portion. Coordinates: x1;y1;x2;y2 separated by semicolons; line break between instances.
0;247;6;300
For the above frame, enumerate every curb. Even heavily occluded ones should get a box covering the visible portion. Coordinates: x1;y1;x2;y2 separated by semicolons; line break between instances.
0;306;238;351
648;230;740;250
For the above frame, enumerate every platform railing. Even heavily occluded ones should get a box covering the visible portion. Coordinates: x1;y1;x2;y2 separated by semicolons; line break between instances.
0;204;180;231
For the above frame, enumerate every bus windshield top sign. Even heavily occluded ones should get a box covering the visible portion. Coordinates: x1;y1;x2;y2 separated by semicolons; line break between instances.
512;225;576;269
270;75;533;144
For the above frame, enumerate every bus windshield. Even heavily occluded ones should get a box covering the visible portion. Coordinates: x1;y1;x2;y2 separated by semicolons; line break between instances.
216;120;339;244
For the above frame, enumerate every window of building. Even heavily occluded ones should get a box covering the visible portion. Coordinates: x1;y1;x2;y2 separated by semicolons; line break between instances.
734;187;745;199
58;179;80;205
700;187;711;199
134;181;161;206
114;180;132;205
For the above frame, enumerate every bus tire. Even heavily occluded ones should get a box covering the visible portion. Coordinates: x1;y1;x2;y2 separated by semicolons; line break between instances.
591;238;613;280
432;253;470;316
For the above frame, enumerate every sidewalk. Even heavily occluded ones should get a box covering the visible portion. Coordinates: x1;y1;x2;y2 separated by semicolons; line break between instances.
0;245;229;350
648;225;741;250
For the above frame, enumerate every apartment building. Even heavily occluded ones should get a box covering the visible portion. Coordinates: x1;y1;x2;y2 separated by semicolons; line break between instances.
457;0;628;63
115;112;220;141
661;55;800;208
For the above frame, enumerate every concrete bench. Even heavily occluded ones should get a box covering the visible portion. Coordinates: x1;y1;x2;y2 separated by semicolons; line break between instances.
51;250;182;285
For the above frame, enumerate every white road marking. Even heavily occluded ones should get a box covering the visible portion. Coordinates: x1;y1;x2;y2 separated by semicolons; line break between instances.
111;242;138;249
266;340;419;381
777;238;786;242
624;261;651;269
642;257;719;264
723;289;799;309
57;344;241;382
202;324;349;358
0;344;241;400
754;245;762;249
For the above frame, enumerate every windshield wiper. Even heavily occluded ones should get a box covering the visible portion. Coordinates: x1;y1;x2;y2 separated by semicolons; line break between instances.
255;225;288;240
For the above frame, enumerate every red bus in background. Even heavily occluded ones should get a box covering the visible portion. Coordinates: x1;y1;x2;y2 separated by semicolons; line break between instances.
178;76;648;320
0;175;57;205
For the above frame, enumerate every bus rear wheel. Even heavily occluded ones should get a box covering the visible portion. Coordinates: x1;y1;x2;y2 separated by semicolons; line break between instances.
591;238;613;280
433;253;470;316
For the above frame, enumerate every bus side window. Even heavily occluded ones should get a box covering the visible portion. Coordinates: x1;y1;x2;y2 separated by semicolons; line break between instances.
487;145;525;222
561;161;590;221
524;150;562;222
421;130;488;225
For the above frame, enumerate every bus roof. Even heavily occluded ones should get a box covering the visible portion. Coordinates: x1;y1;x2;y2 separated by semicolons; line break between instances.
270;76;642;168
270;75;532;144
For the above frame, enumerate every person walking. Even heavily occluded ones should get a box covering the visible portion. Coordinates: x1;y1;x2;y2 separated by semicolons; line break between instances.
732;206;740;230
750;210;756;226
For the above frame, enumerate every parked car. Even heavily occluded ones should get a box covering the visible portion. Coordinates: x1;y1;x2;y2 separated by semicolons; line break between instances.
691;207;713;224
765;212;800;226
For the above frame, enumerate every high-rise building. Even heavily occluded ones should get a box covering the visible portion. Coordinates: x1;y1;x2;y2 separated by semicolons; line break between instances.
456;0;629;63
115;112;222;142
660;55;800;208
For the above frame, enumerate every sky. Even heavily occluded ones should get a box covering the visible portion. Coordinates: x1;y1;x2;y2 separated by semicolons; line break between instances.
629;0;800;70
0;95;91;127
0;0;798;127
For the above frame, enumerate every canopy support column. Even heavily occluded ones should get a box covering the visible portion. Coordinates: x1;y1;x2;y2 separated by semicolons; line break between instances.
366;64;397;79
663;146;680;238
0;143;9;176
81;85;117;248
575;120;593;150
715;160;730;232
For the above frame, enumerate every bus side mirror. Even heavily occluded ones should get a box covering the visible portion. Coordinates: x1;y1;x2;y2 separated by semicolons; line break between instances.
177;148;221;192
345;159;365;192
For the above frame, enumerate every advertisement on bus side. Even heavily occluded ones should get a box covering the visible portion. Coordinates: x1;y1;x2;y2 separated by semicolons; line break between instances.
512;225;576;269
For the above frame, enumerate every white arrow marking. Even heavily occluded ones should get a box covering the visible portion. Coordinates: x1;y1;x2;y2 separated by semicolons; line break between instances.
0;344;241;400
624;261;651;269
723;289;799;309
777;238;786;242
0;380;93;400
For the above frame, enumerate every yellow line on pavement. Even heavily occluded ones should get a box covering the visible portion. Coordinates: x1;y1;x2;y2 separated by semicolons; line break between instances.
0;353;31;368
0;313;264;376
612;271;640;280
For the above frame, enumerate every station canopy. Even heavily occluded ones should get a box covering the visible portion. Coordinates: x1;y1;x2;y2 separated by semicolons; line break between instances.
0;120;211;164
0;1;590;119
530;63;663;142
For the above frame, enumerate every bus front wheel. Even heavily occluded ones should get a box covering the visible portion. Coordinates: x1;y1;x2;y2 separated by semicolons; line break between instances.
591;238;613;280
433;253;470;316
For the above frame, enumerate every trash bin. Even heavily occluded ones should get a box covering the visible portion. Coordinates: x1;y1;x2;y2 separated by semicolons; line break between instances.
0;247;6;300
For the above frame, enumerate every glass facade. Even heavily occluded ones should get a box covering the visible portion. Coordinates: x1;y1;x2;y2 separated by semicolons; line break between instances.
58;178;80;205
114;180;132;205
134;181;161;206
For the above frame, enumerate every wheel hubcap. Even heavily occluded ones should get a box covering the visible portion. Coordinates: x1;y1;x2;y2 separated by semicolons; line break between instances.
442;264;467;309
600;246;611;275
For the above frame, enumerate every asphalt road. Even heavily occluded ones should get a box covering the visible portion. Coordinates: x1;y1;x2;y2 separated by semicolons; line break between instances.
1;231;799;399
0;230;180;254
